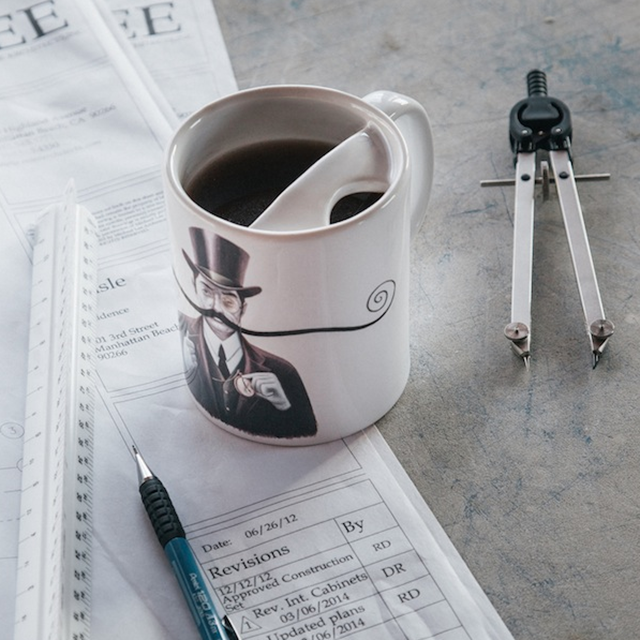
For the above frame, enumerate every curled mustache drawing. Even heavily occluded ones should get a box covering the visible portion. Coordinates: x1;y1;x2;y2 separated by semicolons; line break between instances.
176;277;396;338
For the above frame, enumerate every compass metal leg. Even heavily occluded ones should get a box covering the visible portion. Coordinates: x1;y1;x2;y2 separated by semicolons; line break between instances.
549;150;614;366
505;151;536;366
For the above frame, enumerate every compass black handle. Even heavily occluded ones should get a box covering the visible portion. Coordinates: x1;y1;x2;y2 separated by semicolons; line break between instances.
509;69;572;159
527;69;548;97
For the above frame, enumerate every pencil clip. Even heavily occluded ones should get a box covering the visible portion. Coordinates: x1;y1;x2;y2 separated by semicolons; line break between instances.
223;615;242;640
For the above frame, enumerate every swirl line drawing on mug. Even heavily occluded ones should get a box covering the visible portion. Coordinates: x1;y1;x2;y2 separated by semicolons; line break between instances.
177;274;396;337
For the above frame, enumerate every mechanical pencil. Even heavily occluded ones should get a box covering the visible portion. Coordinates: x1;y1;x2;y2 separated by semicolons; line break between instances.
133;445;237;640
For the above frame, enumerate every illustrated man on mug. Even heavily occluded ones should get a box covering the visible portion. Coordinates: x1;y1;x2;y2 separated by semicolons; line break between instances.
178;227;317;438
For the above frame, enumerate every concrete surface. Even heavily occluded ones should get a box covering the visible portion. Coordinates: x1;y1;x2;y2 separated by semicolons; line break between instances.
213;2;640;638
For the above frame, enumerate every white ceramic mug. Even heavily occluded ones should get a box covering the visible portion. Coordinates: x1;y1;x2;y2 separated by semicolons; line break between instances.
163;85;434;445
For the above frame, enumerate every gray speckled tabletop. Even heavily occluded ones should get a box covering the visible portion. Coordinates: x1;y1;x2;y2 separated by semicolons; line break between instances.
213;1;640;638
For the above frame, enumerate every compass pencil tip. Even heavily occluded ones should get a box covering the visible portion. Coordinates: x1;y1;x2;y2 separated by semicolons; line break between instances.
523;355;531;370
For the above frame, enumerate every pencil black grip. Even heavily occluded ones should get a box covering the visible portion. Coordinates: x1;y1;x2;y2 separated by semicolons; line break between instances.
139;477;186;547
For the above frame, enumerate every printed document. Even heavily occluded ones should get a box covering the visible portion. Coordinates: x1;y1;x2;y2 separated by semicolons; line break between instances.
0;1;514;639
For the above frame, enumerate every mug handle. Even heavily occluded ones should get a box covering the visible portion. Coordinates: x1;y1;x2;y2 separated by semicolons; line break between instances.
363;91;434;238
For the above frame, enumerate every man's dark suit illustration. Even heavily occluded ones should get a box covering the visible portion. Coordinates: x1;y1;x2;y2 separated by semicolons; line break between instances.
179;228;317;438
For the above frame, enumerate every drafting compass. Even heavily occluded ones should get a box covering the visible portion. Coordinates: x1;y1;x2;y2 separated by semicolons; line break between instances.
482;69;613;368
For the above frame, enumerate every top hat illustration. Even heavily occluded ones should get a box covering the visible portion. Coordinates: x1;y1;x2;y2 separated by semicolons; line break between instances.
182;227;262;298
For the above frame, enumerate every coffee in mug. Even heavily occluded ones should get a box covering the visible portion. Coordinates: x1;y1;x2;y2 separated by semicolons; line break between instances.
185;138;384;227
